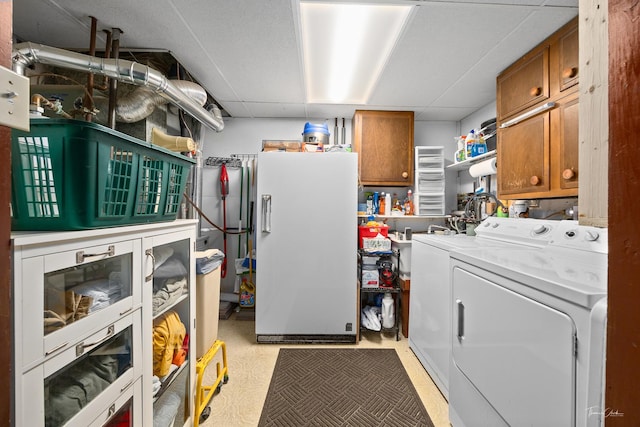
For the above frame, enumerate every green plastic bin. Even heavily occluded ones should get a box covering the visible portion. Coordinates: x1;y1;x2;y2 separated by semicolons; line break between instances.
11;118;195;230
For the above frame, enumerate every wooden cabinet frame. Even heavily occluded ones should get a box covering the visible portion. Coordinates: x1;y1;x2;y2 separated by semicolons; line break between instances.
352;110;414;186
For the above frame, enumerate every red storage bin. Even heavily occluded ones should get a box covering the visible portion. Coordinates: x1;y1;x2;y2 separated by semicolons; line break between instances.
358;224;389;248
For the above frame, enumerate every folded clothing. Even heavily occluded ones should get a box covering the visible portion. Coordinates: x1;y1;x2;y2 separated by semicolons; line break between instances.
152;277;187;316
196;249;225;275
153;256;188;280
45;354;119;426
153;311;186;378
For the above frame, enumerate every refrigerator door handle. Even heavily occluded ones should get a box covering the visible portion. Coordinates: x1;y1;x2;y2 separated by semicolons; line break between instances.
262;194;272;233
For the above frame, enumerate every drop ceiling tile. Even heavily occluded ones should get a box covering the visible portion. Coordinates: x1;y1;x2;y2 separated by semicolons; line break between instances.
174;0;305;103
241;102;308;118
369;2;536;107
305;104;361;120
219;101;253;118
416;106;479;121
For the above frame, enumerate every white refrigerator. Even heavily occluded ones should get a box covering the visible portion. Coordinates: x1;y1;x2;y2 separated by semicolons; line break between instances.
255;152;358;343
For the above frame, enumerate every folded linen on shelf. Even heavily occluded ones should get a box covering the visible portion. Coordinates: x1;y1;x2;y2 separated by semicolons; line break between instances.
153;311;186;378
152;277;187;316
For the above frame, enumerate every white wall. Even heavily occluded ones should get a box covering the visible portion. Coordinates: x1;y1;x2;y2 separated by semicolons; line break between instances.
197;115;473;292
457;102;497;195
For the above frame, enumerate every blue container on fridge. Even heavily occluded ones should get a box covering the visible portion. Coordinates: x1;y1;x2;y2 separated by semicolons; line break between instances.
302;122;330;144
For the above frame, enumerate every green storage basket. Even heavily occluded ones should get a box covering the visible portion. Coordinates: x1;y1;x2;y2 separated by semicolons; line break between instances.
11;118;195;230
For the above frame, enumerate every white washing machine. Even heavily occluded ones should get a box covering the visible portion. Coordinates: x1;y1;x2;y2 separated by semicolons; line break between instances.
408;218;554;400
448;218;608;427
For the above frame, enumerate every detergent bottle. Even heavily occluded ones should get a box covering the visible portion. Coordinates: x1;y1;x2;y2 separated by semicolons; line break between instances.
239;276;255;308
472;131;488;157
381;293;395;329
465;129;478;159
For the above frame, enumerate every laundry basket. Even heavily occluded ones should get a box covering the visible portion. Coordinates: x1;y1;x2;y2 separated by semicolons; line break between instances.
11;118;195;230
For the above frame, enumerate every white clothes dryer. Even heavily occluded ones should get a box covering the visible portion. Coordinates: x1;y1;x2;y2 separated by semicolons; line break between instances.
409;234;501;399
448;218;607;427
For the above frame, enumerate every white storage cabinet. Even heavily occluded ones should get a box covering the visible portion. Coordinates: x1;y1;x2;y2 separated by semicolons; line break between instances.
414;146;445;216
12;220;197;427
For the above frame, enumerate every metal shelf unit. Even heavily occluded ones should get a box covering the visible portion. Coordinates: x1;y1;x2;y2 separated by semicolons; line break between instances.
358;249;401;341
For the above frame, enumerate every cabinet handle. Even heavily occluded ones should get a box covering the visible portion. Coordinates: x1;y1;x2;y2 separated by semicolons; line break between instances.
562;67;578;79
456;299;465;340
45;341;69;356
145;249;155;282
76;324;115;356
530;175;541;186
529;86;542;97
120;380;133;393
562;168;575;180
500;102;555;129
262;194;272;233
76;245;115;264
401;171;409;179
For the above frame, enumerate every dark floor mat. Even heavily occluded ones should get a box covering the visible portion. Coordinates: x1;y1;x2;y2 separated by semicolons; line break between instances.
258;348;435;427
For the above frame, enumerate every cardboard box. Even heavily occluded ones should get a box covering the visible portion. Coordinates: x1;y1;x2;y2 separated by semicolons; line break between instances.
362;236;391;252
361;267;379;288
262;140;301;152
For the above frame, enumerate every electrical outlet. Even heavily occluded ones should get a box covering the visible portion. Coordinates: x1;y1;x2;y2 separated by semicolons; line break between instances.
0;65;30;132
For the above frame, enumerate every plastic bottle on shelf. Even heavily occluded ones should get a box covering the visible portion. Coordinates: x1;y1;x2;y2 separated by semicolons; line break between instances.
381;293;395;329
392;193;402;213
404;189;414;215
384;193;391;216
455;136;467;162
472;131;488;157
379;192;386;215
465;129;478;159
373;192;379;215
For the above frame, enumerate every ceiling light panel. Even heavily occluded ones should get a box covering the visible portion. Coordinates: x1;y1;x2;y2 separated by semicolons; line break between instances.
300;2;413;104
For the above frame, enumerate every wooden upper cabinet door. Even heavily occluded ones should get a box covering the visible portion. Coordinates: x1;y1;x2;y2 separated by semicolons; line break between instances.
352;110;414;186
553;93;579;191
497;45;549;120
497;112;550;198
555;18;579;93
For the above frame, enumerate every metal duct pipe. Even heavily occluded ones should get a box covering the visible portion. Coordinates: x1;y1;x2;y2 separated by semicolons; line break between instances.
92;80;208;124
12;42;224;132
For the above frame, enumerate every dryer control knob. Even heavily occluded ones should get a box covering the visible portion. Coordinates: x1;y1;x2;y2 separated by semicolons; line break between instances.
533;224;548;235
585;230;600;241
492;223;500;228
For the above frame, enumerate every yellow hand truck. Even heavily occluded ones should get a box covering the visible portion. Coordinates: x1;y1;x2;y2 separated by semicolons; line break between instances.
194;340;228;427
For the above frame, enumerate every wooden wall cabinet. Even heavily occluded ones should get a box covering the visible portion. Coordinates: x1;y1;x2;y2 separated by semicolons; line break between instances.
352;110;414;186
497;17;579;199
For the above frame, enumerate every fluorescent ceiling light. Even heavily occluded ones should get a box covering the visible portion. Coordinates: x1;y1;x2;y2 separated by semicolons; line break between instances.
300;2;413;104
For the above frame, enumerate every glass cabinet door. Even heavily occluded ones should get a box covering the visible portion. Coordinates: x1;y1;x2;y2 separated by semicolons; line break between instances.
44;250;132;336
42;319;136;427
148;237;192;427
19;239;138;369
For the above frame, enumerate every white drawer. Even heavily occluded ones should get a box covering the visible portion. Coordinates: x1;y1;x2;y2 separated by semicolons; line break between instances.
17;310;142;427
17;239;141;368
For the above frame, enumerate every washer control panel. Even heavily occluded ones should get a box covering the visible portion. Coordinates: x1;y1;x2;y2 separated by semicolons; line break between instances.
476;217;608;254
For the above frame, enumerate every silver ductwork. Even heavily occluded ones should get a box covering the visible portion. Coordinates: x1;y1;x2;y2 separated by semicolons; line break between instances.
93;80;209;124
12;42;224;132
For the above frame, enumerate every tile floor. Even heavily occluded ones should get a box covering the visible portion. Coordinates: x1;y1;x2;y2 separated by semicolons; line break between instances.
199;312;449;426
